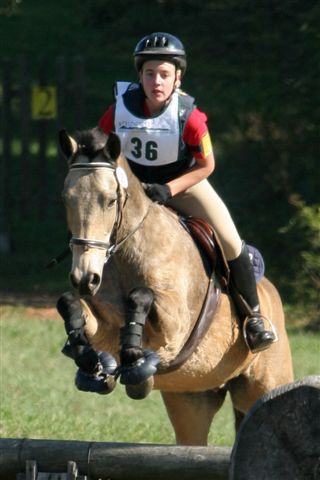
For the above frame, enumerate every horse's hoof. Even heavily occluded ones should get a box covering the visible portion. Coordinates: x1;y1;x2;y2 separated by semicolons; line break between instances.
75;351;118;395
119;350;160;386
125;376;154;400
75;369;117;395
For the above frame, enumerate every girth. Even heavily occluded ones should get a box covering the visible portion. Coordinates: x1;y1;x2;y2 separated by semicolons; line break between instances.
158;275;220;374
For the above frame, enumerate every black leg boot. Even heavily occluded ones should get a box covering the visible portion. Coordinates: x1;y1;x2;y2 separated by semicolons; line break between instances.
228;242;277;353
57;292;117;394
119;287;159;385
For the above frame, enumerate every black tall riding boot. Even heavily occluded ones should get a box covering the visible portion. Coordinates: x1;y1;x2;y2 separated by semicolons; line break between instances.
228;242;277;353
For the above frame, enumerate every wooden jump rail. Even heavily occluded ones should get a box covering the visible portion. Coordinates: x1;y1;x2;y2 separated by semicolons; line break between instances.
1;377;319;479
0;438;231;480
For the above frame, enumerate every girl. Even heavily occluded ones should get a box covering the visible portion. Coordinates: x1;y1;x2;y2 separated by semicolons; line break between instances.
98;32;276;353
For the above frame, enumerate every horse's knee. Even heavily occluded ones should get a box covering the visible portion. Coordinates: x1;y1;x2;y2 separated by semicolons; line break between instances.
127;287;154;315
56;291;85;333
57;292;100;373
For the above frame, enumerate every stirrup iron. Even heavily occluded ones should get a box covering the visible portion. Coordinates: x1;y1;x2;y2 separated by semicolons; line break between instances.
242;314;278;353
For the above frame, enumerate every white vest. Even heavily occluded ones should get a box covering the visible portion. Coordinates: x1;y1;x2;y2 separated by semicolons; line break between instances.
114;82;180;167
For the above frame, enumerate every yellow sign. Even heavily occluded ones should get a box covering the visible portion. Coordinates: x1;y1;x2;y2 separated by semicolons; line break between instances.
32;85;57;120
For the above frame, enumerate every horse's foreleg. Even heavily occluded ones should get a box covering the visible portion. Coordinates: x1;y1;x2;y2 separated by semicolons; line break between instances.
119;287;159;389
161;389;227;445
56;292;117;394
57;292;100;372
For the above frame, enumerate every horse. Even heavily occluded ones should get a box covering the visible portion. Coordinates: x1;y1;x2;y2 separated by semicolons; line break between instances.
56;127;293;446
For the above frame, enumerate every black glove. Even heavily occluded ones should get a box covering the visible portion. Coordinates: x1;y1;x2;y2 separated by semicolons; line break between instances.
144;183;172;205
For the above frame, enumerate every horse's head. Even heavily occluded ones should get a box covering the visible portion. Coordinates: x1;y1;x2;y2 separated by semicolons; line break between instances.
60;127;128;296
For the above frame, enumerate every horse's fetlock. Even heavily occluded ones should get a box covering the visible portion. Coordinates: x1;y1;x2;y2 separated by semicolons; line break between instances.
68;328;89;346
74;345;100;374
120;346;144;366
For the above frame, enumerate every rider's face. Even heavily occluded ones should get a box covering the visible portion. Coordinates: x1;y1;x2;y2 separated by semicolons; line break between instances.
140;60;181;114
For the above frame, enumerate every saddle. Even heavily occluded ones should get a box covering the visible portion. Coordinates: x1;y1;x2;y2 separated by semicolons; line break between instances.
182;216;265;287
181;216;230;289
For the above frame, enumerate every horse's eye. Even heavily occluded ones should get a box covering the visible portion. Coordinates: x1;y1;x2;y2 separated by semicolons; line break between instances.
107;198;117;209
98;193;116;209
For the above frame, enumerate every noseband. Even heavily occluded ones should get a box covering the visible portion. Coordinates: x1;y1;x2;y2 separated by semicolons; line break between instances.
68;162;150;261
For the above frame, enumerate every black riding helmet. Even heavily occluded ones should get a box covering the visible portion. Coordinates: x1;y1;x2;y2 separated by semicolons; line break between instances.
133;32;187;76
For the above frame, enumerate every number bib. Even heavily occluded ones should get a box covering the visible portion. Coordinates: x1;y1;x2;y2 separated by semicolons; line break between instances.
114;83;180;166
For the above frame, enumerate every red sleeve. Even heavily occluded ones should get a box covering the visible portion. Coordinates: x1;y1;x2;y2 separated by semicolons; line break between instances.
183;108;212;159
98;104;115;133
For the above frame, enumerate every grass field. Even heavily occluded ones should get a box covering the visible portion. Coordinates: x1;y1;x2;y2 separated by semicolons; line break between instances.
1;304;319;446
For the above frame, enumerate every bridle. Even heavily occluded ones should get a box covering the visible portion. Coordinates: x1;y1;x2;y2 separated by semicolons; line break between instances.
68;161;151;262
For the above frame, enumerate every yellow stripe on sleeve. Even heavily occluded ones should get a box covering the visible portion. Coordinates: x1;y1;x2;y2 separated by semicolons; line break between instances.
200;132;213;157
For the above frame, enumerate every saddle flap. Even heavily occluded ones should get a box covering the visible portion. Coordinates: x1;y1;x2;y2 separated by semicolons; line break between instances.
183;216;230;288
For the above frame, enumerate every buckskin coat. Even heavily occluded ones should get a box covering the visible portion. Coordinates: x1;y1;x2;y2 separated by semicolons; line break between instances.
59;128;293;445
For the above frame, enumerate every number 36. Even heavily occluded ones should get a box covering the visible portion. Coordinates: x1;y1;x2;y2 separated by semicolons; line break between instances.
131;137;158;161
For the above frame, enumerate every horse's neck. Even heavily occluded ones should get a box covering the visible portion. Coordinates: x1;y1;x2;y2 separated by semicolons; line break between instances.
114;167;167;272
114;157;205;287
118;158;151;233
114;157;150;248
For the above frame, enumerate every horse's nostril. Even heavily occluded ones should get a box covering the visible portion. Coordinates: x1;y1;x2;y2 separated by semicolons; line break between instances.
88;273;100;288
69;272;101;295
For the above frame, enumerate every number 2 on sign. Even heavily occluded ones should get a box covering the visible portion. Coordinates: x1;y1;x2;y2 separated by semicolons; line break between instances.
32;85;57;120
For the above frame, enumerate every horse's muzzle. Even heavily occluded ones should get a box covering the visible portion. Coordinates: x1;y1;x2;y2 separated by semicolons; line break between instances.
70;272;101;296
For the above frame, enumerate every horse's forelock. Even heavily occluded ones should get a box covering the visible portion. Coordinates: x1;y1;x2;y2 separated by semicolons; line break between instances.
72;128;110;163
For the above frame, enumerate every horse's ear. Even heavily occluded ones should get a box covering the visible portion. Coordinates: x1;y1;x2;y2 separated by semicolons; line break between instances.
59;129;78;161
104;131;121;161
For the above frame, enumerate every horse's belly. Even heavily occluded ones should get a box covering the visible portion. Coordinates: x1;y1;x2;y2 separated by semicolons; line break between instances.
153;342;253;392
